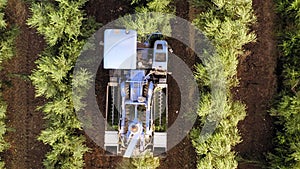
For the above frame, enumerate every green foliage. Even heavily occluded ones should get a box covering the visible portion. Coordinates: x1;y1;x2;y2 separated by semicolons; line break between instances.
0;0;17;70
41;135;89;169
118;12;172;40
120;0;174;40
0;0;15;168
146;0;172;12
268;95;300;169
27;0;99;168
193;0;256;87
191;0;256;168
117;151;160;169
27;0;87;46
130;0;144;5
275;0;300;91
267;0;300;168
0;0;6;8
30;49;76;98
132;153;160;169
0;28;17;70
191;100;246;169
0;13;5;29
131;0;172;12
72;68;93;111
0;90;9;168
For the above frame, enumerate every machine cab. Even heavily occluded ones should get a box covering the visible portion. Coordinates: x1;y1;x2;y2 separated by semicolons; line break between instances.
152;40;168;71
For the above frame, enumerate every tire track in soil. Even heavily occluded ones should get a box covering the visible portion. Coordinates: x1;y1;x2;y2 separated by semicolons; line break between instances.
233;0;277;168
84;1;133;168
159;0;197;169
1;0;48;168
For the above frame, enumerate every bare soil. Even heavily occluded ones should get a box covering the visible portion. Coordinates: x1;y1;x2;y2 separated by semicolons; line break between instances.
234;0;278;168
1;0;278;168
1;0;48;169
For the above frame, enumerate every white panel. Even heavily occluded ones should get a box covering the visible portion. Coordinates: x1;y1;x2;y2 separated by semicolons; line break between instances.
124;134;139;158
104;29;137;69
104;131;118;145
153;132;167;148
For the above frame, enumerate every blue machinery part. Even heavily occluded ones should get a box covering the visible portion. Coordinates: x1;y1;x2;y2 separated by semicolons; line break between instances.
103;29;168;157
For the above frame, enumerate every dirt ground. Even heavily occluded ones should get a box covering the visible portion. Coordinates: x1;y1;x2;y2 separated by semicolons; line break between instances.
1;0;48;169
234;0;277;168
0;0;278;168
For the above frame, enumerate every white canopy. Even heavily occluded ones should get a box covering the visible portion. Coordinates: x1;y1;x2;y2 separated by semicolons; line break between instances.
104;29;137;69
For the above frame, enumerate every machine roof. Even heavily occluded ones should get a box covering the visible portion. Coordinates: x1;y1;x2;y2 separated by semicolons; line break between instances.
104;29;137;69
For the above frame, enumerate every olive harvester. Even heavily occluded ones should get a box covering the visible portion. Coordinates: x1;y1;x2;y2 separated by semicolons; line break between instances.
103;29;169;158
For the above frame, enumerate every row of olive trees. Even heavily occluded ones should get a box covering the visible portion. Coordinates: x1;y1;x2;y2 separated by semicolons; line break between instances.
27;0;98;168
0;87;9;169
117;150;160;169
190;0;256;168
0;0;17;168
0;0;16;69
119;0;174;40
267;0;300;168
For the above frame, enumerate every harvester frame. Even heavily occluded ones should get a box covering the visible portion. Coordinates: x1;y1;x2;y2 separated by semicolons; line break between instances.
103;29;169;158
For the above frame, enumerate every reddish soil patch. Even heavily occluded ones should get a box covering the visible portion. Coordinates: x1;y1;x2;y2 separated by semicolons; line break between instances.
1;0;48;168
233;0;277;168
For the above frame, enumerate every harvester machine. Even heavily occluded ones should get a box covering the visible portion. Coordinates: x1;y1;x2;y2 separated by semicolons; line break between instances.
103;29;169;158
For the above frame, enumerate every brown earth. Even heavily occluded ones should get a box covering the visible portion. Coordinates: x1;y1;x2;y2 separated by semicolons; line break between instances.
234;0;277;169
1;0;278;168
1;0;48;169
84;1;131;168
